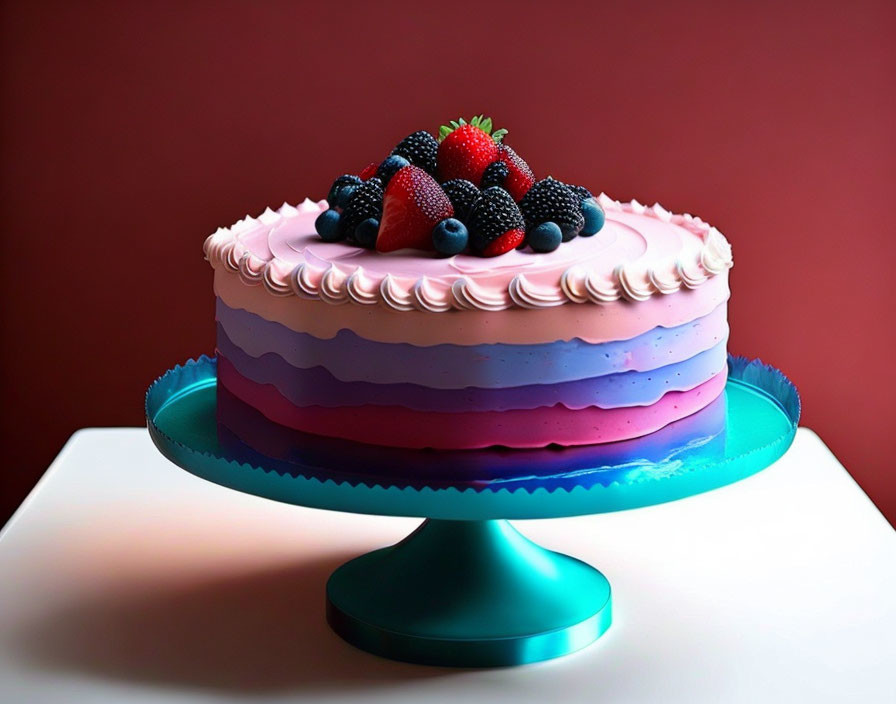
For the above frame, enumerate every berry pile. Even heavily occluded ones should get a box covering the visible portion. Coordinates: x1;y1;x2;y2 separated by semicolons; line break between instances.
315;115;605;256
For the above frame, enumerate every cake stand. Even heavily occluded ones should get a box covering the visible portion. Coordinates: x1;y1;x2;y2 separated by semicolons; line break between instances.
146;355;799;668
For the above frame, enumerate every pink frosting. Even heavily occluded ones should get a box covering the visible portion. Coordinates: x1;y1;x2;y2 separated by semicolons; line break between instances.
204;196;733;314
215;268;730;346
218;360;728;450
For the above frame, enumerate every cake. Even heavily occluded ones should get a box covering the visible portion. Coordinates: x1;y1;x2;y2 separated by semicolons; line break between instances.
205;117;733;455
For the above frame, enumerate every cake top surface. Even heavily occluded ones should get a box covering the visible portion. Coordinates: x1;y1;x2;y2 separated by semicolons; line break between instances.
204;194;732;312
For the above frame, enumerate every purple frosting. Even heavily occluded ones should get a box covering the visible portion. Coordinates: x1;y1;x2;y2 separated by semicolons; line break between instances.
217;327;727;411
216;299;728;388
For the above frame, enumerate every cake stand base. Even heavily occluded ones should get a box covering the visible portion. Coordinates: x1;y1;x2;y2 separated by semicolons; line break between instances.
326;519;611;667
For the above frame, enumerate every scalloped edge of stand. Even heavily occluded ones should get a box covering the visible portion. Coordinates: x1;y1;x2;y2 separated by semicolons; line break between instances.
146;355;800;519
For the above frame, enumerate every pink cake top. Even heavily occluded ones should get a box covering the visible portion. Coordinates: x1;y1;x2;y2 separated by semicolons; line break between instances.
204;194;732;312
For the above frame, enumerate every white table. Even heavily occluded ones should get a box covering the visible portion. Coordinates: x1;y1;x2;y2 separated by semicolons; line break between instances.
0;428;893;703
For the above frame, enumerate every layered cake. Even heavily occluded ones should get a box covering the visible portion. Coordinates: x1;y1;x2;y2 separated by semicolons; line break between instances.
206;117;733;453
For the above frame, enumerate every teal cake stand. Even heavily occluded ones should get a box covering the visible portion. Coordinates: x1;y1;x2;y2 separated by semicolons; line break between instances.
145;355;799;668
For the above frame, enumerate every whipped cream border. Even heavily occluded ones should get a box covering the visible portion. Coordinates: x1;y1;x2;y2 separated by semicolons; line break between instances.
204;195;733;312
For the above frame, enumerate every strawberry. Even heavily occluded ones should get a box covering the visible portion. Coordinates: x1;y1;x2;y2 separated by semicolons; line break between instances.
482;228;525;256
376;166;454;252
436;115;506;185
359;162;378;181
497;145;535;201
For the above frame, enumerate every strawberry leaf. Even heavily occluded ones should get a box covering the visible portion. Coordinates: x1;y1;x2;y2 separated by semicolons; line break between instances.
438;115;506;142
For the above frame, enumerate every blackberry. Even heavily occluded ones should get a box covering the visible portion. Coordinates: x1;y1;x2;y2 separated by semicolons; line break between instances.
441;179;481;222
519;177;584;242
340;177;384;241
566;184;594;203
391;130;439;175
480;160;509;190
327;174;362;206
467;187;525;254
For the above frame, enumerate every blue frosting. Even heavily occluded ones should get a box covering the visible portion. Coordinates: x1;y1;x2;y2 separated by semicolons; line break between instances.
216;299;728;389
217;326;728;411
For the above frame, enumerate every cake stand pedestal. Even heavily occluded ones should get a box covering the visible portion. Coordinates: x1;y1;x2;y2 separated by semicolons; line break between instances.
326;518;610;667
146;355;798;667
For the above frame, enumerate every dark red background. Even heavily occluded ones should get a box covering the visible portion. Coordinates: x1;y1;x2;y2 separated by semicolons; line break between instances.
1;1;894;525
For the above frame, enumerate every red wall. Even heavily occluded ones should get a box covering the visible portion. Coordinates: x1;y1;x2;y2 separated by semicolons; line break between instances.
2;1;894;525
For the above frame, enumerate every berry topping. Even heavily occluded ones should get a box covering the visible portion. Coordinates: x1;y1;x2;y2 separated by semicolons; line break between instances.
376;166;454;252
519;177;584;242
581;199;606;236
441;179;481;222
392;130;439;175
359;162;378;181
481;160;510;190
437;115;505;185
327;174;362;206
528;221;563;252
315;209;343;242
497;145;535;201
339;177;384;241
432;218;469;256
314;115;605;257
566;184;594;203
376;154;410;186
482;228;525;257
355;217;380;248
468;186;525;255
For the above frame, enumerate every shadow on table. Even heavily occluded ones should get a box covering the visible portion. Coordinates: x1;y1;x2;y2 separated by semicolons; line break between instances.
12;552;459;694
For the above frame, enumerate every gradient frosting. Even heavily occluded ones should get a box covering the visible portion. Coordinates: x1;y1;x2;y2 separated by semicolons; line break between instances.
216;383;728;490
217;299;728;388
218;358;726;449
217;333;728;411
208;193;733;451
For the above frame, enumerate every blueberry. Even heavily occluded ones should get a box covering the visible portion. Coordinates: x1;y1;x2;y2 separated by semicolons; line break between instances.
315;209;343;242
528;221;562;253
581;199;605;236
335;184;356;209
376;155;410;185
354;217;379;248
431;218;469;255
